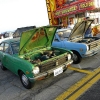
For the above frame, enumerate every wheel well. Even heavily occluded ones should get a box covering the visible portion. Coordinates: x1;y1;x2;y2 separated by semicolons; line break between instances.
71;50;81;57
18;70;23;76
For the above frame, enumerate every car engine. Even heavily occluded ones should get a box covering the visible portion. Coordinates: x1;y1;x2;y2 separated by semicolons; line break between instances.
77;37;100;44
24;50;59;64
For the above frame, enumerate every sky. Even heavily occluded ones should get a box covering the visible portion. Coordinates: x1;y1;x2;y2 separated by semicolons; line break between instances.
0;0;49;33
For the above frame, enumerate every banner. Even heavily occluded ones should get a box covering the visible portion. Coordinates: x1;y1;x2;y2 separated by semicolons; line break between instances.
54;0;95;18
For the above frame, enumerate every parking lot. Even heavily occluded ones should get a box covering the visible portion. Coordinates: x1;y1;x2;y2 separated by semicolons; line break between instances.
0;51;100;100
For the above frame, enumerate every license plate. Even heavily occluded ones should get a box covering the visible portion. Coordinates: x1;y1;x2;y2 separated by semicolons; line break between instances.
54;67;63;76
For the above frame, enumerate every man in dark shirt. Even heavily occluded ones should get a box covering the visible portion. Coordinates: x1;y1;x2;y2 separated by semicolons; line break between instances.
85;27;93;37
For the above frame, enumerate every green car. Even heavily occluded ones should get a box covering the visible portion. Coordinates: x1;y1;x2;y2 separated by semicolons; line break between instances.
0;26;73;89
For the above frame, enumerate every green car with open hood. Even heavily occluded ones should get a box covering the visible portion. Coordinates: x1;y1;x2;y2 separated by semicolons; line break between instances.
0;26;73;89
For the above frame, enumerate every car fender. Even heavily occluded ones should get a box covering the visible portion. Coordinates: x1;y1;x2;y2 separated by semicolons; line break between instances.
52;39;88;57
64;41;88;57
13;56;34;78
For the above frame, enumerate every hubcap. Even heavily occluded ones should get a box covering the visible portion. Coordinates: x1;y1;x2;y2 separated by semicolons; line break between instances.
22;74;29;86
73;54;78;61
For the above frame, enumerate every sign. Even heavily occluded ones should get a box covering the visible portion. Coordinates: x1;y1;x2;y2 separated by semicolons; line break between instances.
55;5;78;17
56;0;64;7
79;1;95;10
54;0;95;18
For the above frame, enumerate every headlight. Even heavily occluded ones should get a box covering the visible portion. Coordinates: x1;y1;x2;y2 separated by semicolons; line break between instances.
68;54;71;60
33;66;40;75
86;45;89;51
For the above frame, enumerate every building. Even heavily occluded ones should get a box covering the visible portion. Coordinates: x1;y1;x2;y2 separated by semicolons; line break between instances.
46;0;100;27
13;26;36;38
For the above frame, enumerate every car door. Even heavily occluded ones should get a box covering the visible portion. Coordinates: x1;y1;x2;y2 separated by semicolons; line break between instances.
2;43;16;73
0;43;5;60
52;34;66;48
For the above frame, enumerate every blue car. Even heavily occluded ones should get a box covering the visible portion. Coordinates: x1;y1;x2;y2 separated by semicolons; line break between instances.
52;19;100;64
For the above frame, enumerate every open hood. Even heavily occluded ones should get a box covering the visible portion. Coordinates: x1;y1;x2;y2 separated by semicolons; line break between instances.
19;26;57;55
68;19;94;40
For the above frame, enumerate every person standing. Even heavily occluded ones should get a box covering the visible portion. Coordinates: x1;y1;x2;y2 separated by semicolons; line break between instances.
85;26;93;37
67;22;74;29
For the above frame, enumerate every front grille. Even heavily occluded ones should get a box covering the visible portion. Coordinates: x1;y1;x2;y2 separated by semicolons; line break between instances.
89;41;100;49
89;40;100;50
89;43;98;49
39;55;67;73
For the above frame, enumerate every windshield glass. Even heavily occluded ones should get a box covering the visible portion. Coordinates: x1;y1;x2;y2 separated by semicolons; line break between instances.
57;29;71;40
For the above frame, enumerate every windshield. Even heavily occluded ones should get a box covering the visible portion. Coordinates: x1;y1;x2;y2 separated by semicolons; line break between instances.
57;29;71;40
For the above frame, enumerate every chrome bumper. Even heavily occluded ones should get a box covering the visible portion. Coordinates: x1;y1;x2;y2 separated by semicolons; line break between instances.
83;46;100;57
29;59;73;81
83;51;97;57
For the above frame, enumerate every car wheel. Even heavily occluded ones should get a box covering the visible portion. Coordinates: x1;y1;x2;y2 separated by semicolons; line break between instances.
19;72;32;89
73;51;82;64
0;61;7;70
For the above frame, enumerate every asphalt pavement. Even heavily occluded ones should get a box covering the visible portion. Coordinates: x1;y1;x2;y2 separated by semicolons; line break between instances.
78;80;100;100
0;52;100;100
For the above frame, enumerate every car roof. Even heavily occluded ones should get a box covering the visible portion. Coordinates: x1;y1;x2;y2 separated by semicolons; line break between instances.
2;37;20;44
57;28;71;32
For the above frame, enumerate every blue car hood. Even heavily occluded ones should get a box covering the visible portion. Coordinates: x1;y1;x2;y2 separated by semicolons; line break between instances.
68;19;94;40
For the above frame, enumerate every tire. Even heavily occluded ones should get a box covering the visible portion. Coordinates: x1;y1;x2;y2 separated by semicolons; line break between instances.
19;72;32;89
73;51;82;64
0;61;7;70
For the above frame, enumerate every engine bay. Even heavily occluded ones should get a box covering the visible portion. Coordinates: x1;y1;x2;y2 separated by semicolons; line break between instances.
31;50;57;64
24;49;61;64
77;37;100;44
